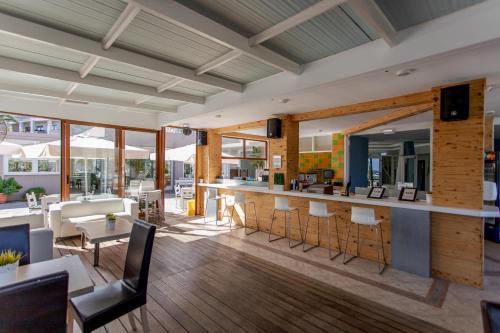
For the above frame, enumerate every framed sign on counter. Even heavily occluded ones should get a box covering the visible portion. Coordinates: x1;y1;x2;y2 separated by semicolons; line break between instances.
399;187;418;202
367;187;385;199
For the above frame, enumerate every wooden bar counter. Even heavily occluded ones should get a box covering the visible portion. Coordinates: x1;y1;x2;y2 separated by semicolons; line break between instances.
200;183;499;288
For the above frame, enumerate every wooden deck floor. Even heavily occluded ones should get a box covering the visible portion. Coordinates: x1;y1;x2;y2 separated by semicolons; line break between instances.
55;223;452;333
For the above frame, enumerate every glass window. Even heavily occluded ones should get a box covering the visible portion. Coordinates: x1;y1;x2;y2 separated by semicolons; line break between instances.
124;131;157;194
38;159;58;172
222;137;244;158
245;140;266;158
69;125;118;199
8;159;32;172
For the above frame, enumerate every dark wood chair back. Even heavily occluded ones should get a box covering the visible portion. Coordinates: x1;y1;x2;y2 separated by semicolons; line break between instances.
0;271;69;333
123;220;156;293
0;223;30;265
482;300;500;333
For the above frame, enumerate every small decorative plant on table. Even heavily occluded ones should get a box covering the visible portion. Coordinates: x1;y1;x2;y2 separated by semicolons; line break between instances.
273;172;285;191
105;213;116;230
0;249;23;279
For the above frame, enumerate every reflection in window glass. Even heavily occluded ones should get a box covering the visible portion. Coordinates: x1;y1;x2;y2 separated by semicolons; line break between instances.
222;137;244;158
38;159;58;172
245;140;266;158
69;125;118;200
125;131;156;195
8;160;32;172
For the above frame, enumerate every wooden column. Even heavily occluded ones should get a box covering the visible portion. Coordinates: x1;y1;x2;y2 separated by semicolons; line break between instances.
431;78;485;288
116;129;125;198
60;120;70;201
156;128;165;202
195;143;208;215
207;129;222;182
268;116;299;190
485;115;493;151
195;129;220;215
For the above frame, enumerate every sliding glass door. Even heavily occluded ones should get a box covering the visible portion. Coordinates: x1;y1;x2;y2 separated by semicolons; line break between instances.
68;124;118;200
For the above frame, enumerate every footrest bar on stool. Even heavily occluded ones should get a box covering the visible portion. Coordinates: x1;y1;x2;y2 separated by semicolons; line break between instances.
289;240;303;249
269;235;285;242
245;228;259;236
343;255;358;265
329;251;342;261
302;244;318;253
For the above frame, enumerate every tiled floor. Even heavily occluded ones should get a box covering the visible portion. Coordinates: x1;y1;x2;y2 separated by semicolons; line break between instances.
166;213;500;333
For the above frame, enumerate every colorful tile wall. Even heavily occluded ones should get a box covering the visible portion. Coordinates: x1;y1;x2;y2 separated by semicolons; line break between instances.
331;133;344;181
299;152;332;172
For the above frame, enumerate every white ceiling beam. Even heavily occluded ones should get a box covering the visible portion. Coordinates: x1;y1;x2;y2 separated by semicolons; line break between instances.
135;95;153;105
0;83;176;113
195;50;242;75
0;13;243;92
349;0;397;47
65;82;79;96
0;56;205;104
249;0;346;46
79;55;100;79
131;0;302;74
157;77;185;93
102;2;141;49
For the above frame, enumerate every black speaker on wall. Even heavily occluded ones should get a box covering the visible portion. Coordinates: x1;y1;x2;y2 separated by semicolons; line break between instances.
196;130;207;145
440;84;469;121
267;118;282;138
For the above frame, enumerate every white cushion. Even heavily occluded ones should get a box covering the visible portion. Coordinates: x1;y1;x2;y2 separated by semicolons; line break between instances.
60;198;125;218
64;214;106;224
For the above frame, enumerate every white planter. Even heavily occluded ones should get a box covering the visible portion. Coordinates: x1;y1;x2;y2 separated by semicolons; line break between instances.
426;194;432;204
274;185;284;191
0;261;19;283
106;219;116;230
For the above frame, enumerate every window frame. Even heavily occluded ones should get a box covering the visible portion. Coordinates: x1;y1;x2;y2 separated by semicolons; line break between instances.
221;136;268;161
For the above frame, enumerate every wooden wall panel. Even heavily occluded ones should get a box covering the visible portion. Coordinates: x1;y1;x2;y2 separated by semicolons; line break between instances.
485;116;493;151
269;116;299;189
195;141;209;215
219;189;391;263
432;79;485;209
207;129;221;183
431;212;483;288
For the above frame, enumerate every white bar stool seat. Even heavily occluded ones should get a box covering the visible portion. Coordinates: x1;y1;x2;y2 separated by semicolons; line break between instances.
226;192;259;233
204;188;228;225
343;206;386;274
268;197;303;248
303;201;342;260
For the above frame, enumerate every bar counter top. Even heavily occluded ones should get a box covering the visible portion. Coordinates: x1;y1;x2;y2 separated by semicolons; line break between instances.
199;183;500;218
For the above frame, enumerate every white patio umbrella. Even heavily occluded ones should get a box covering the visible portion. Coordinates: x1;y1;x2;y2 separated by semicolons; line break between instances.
21;136;150;159
150;144;196;162
0;141;22;155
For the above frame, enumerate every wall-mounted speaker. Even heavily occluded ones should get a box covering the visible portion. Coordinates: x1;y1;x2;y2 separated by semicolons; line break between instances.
440;84;469;121
196;130;207;145
267;118;282;138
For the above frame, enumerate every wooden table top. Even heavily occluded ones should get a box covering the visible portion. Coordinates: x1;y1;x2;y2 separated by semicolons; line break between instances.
76;218;132;244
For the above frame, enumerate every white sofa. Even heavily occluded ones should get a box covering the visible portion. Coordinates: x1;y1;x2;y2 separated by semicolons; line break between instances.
49;198;138;239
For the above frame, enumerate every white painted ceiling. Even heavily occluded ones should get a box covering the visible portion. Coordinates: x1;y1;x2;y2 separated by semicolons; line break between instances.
177;37;500;137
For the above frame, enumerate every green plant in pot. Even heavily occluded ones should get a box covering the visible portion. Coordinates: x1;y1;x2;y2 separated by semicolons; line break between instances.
0;177;22;204
0;249;23;277
273;172;285;191
105;213;116;230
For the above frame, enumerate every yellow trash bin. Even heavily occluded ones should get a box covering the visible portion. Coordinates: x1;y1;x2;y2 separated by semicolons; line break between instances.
187;199;196;216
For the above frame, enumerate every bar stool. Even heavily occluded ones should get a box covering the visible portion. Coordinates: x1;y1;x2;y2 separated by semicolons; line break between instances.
144;190;164;224
268;197;303;248
204;188;227;224
227;192;258;234
343;206;386;274
303;201;342;260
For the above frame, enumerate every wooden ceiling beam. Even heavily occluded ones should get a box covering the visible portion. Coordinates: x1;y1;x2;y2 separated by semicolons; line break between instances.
222;132;269;141
216;120;267;134
291;91;433;122
342;102;433;135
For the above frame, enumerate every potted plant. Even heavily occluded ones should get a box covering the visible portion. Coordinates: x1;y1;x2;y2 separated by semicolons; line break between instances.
106;213;116;230
426;191;432;204
0;177;22;204
273;172;285;191
0;249;23;281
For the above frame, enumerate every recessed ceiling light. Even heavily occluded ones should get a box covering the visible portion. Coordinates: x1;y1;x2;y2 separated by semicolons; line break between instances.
487;85;498;93
486;110;496;116
215;114;222;118
278;98;290;104
395;68;416;77
383;128;395;135
318;129;323;132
